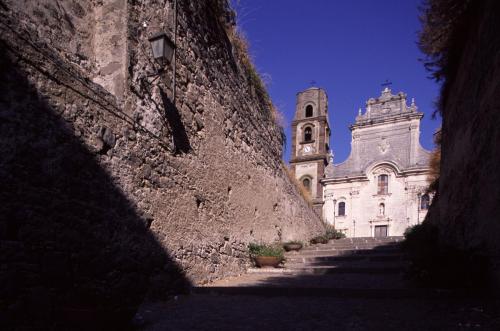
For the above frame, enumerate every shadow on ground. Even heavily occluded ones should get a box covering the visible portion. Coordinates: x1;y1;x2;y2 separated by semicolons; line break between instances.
137;241;500;331
0;43;190;330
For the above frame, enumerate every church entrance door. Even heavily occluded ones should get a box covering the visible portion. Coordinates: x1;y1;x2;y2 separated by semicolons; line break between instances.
374;225;388;237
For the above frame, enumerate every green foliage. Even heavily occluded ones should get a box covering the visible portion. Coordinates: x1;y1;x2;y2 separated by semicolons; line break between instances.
325;228;346;240
248;243;284;260
419;0;479;116
402;222;489;288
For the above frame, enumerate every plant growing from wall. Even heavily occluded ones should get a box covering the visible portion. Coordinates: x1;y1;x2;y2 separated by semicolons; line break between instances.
282;162;313;207
427;129;441;193
212;0;280;127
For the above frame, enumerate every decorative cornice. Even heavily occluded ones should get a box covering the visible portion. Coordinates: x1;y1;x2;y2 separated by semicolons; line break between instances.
350;112;423;130
291;115;329;126
290;154;328;164
321;166;430;184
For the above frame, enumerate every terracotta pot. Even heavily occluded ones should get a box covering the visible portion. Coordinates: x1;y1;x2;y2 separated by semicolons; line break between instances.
254;256;282;268
283;243;303;252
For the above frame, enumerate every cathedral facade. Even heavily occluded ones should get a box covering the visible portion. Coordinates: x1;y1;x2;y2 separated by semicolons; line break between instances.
291;87;433;237
322;87;433;237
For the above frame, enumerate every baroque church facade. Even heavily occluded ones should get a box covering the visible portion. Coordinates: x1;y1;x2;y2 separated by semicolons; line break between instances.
291;87;432;237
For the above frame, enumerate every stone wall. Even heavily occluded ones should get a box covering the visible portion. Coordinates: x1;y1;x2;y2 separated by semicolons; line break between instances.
0;0;324;328
420;0;500;288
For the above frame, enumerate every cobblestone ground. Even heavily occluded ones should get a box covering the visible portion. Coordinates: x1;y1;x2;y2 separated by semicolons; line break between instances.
137;295;500;331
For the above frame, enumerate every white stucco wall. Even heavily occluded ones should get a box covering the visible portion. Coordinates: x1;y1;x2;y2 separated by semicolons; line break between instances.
323;165;431;237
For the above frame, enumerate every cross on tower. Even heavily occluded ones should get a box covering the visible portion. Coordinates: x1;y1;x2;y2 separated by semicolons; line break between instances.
381;79;392;88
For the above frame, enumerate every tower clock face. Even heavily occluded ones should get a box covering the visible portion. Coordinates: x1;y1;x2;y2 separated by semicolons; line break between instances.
304;145;312;153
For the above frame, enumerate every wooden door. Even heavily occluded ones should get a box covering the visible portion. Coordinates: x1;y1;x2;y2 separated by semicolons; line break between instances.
374;225;388;237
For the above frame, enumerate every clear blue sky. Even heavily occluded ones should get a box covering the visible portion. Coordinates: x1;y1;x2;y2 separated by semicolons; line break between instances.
232;0;441;163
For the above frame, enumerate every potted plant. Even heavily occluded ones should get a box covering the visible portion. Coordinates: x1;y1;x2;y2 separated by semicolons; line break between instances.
248;243;284;268
310;235;329;244
283;240;303;252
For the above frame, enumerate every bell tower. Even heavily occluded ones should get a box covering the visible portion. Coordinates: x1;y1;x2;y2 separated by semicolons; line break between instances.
290;87;330;216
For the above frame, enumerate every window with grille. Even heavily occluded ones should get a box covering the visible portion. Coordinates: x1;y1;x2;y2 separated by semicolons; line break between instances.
377;174;388;195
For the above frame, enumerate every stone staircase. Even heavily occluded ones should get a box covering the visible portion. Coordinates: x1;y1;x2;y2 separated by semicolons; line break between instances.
194;236;481;299
194;236;433;298
280;236;405;275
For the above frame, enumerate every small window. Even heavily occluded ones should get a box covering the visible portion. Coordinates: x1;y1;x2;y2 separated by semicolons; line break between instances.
421;194;430;210
377;174;388;195
305;105;313;117
379;203;385;216
302;178;311;191
304;127;312;142
338;202;345;216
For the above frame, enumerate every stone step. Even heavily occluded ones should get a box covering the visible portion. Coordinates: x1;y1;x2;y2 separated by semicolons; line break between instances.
284;264;406;271
292;248;403;258
320;243;402;248
301;243;401;252
285;254;407;264
331;236;404;244
285;260;406;269
278;266;405;275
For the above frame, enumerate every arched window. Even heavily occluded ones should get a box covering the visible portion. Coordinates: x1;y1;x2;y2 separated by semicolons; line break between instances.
304;127;312;142
305;105;313;117
421;194;430;210
302;178;311;191
377;174;388;195
379;203;385;216
338;202;346;216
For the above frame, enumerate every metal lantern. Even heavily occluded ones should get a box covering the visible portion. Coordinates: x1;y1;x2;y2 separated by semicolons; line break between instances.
148;32;175;66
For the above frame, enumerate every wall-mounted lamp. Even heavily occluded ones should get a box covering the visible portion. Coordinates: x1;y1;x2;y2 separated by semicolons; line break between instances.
143;0;178;105
148;32;176;69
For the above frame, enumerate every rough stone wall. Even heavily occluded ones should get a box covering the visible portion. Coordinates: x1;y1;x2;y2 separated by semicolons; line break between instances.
123;0;324;281
422;0;500;287
0;0;323;328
